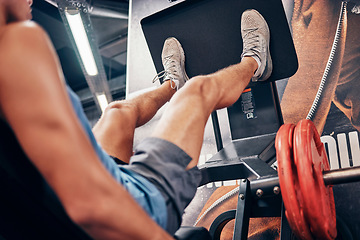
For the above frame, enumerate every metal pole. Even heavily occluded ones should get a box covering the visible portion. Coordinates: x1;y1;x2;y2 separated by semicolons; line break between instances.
211;111;223;152
248;166;360;198
233;179;251;240
323;166;360;186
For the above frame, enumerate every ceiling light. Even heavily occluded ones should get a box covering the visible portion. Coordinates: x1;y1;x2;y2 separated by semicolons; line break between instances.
96;93;109;113
65;10;98;76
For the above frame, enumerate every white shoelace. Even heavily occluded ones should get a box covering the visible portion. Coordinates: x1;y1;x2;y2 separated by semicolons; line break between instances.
242;27;261;56
152;54;178;89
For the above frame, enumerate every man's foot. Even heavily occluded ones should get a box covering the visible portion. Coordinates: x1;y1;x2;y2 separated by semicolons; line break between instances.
241;9;272;82
153;37;189;90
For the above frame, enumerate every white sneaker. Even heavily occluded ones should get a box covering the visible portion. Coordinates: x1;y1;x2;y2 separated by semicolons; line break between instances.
241;9;273;82
153;37;189;90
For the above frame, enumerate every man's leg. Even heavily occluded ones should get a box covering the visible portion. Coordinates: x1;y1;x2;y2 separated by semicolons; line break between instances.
124;9;272;234
152;9;272;169
93;38;189;163
152;59;256;168
92;81;176;163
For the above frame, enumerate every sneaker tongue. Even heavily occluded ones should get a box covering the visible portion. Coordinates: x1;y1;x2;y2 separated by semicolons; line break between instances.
165;70;181;82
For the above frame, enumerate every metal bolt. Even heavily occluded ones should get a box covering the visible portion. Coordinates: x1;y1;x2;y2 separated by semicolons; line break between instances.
239;194;245;200
256;189;264;198
273;186;281;195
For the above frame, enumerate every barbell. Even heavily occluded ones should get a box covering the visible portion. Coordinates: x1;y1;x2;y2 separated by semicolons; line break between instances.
275;119;360;240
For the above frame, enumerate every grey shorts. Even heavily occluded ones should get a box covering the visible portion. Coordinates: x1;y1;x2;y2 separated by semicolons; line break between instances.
124;137;202;234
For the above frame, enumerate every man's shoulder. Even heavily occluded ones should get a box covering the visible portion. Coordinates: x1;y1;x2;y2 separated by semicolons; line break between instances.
0;21;47;50
0;21;50;68
0;20;45;36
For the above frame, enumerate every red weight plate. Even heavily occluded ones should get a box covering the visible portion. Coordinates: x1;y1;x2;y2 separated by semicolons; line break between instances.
294;119;337;240
276;123;312;240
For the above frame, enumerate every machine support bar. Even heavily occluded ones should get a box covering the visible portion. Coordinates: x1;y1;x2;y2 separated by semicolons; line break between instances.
233;179;251;240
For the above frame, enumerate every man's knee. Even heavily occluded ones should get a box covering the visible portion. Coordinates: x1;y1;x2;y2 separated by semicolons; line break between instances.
180;75;219;99
101;101;138;129
105;101;136;116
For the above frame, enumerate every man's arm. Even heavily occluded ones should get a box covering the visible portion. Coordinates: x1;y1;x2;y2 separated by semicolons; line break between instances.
0;21;172;240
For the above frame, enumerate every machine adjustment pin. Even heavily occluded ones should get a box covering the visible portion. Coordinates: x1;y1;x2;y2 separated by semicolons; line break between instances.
256;189;263;198
273;186;280;195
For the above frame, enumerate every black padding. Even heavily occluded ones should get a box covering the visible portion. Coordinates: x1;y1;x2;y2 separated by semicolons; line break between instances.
0;119;92;240
174;226;212;240
141;0;298;84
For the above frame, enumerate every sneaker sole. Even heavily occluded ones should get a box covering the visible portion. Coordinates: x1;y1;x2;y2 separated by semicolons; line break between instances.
253;10;272;81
